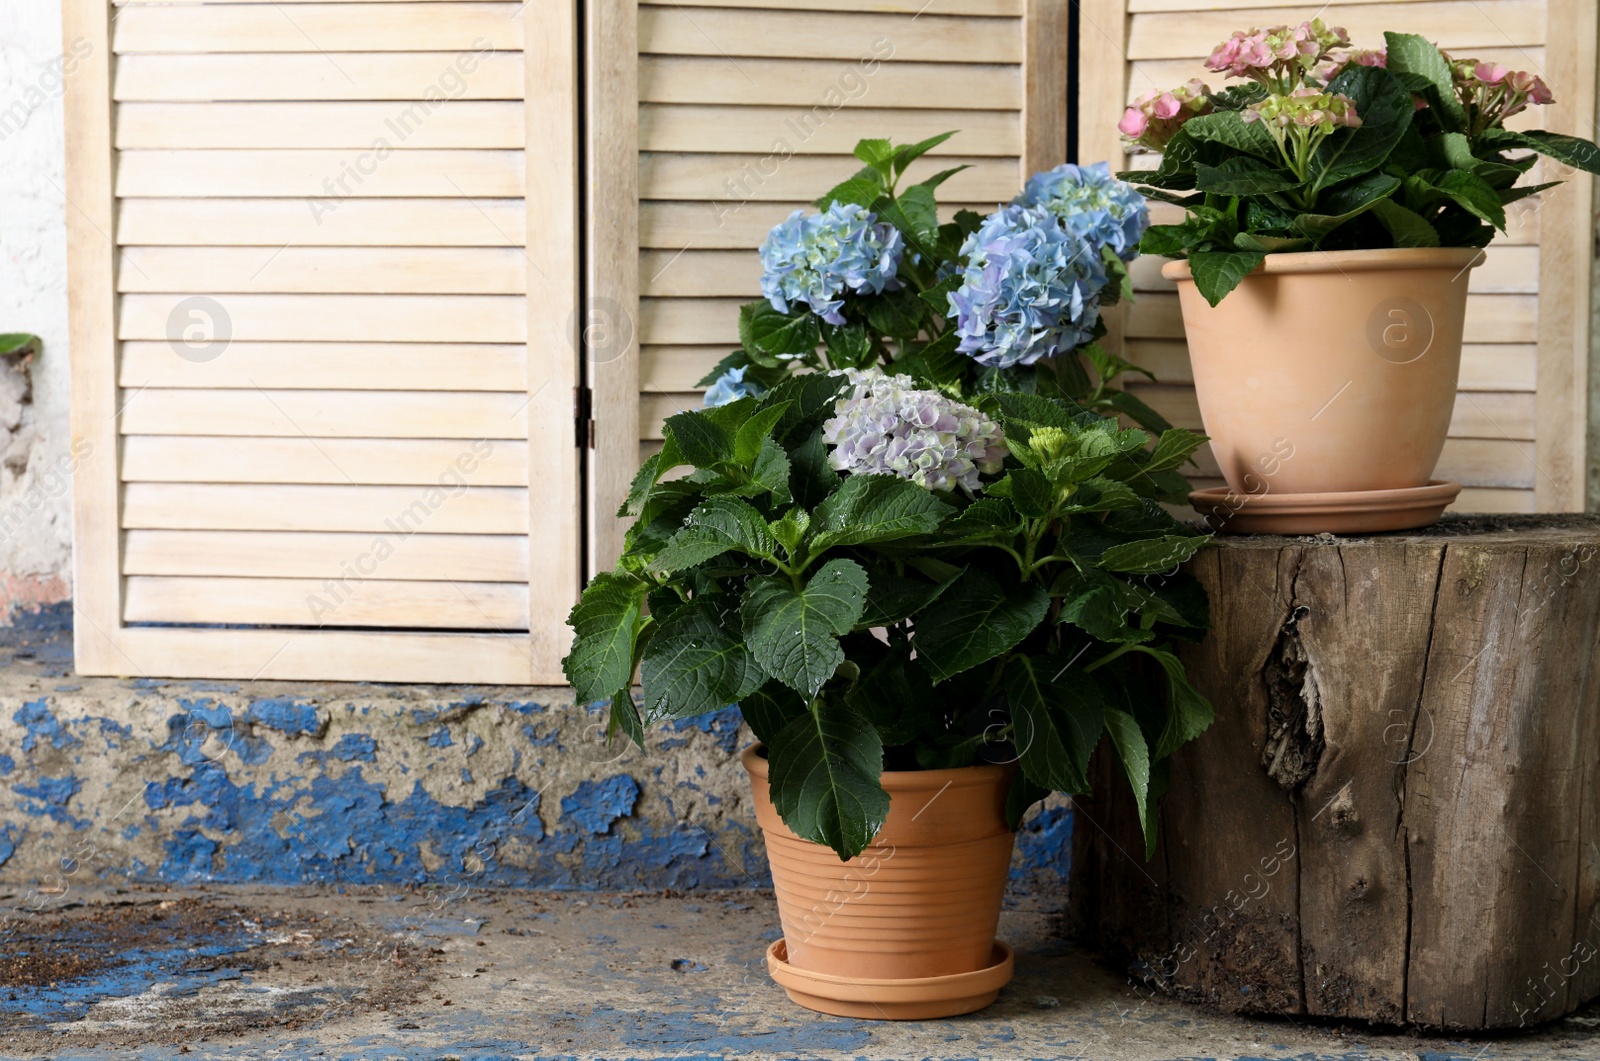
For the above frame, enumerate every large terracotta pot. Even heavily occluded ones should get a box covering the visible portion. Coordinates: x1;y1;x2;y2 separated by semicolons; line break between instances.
742;745;1017;1019
1164;248;1484;496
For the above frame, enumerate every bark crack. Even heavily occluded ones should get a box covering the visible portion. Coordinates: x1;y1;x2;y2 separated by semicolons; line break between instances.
1261;551;1322;791
1396;543;1449;1022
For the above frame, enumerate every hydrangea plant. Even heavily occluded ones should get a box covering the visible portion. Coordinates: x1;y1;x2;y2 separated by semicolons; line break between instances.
564;371;1214;860
701;133;1172;437
1119;24;1600;304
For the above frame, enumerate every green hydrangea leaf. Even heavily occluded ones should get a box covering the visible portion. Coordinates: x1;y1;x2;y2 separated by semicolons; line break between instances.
913;569;1049;683
1371;199;1441;247
1097;534;1209;575
742;559;869;698
767;698;890;860
811;474;954;552
1383;32;1467;133
1103;707;1155;856
639;604;764;722
1005;656;1106;794
562;571;648;708
651;496;778;573
1185;251;1266;307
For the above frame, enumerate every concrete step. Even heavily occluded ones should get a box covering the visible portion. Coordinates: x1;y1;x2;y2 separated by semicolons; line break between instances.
3;885;1596;1060
0;604;1070;895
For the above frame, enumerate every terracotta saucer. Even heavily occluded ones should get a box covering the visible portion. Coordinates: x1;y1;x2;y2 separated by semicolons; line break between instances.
1189;480;1462;535
765;938;1014;1020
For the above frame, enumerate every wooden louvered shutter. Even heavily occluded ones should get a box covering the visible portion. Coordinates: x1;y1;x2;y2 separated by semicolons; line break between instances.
65;1;580;682
1077;0;1597;513
587;0;1070;567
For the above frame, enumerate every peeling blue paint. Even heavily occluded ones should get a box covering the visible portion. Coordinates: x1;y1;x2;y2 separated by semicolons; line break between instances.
665;708;744;754
246;698;322;736
13;775;87;828
427;726;454;749
332;734;378;762
562;776;640;836
0;753;13;776
1012;802;1073;886
14;698;75;752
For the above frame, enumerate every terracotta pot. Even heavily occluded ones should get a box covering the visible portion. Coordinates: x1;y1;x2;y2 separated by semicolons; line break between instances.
1164;248;1484;496
742;745;1016;1016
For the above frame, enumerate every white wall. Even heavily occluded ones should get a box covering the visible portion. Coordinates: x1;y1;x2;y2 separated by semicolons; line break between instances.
0;0;75;613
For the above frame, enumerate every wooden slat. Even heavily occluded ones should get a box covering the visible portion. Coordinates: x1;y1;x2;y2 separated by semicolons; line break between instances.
118;389;529;439
638;9;1021;63
642;393;705;439
1536;0;1595;509
63;0;124;675
118;294;526;344
641;0;1021;10
123;530;529;582
522;0;584;663
114;626;539;684
641;346;729;391
640;298;742;345
642;200;1004;249
116;247;525;295
124;576;529;629
114;53;525;102
1126;2;1544;60
113;4;524;53
1022;0;1069;174
1452;486;1537;513
588;0;643;574
640;105;1020;156
121;483;529;533
121;437;528;485
640;57;1021;110
119;199;525;247
641;153;1018;202
116;150;525;198
1435;438;1538;489
1128;0;1496;10
116;102;524;149
120;341;528;391
642;250;756;297
1124;339;1539;392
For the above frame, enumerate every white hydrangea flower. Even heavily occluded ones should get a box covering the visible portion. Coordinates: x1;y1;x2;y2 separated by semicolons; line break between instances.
821;369;1008;494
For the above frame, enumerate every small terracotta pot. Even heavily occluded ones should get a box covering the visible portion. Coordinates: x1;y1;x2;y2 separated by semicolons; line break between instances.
1164;248;1484;496
742;745;1016;1016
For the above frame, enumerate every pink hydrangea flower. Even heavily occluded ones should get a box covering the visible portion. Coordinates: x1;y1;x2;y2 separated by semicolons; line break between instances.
1315;47;1386;82
1120;79;1212;152
1206;21;1349;90
1448;52;1555;131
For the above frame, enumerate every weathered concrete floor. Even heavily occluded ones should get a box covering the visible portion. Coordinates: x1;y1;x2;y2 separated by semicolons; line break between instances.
0;885;1596;1061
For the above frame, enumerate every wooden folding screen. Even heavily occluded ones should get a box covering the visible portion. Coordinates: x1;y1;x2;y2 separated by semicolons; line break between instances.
1077;0;1597;513
65;1;580;682
587;0;1071;568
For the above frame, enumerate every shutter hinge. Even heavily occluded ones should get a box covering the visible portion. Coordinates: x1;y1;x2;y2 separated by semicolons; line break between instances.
574;385;594;449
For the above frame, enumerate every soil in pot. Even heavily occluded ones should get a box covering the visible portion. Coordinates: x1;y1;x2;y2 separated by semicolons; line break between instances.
742;745;1016;1016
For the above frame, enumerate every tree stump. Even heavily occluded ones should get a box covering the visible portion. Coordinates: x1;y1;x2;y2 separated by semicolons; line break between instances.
1070;516;1600;1031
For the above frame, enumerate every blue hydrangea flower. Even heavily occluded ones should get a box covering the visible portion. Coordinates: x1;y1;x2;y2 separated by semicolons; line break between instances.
759;202;904;325
703;365;765;408
947;204;1109;369
1015;161;1149;262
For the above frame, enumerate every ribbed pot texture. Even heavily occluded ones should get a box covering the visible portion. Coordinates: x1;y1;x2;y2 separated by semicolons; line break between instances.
1164;248;1483;496
742;745;1016;981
